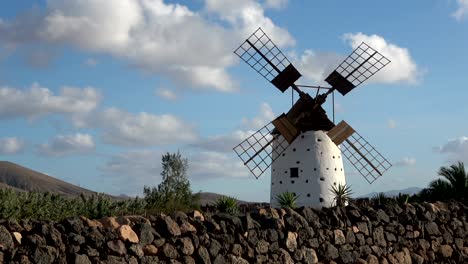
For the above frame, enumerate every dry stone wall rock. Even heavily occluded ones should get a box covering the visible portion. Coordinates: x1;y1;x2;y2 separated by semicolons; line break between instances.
0;203;466;263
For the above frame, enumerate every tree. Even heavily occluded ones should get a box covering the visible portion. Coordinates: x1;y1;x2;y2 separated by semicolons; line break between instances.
429;162;468;200
144;151;199;213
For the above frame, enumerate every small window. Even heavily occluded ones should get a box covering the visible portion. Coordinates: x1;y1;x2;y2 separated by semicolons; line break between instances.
296;161;300;164
306;148;310;151
290;167;299;178
291;180;295;184
317;138;322;142
305;179;309;183
319;198;324;202
319;177;325;181
307;194;311;197
301;135;305;139
279;181;283;184
293;148;296;152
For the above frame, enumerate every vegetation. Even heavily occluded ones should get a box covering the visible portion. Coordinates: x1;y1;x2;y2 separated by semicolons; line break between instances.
214;196;239;215
395;193;410;205
143;151;200;214
0;189;145;221
0;151;201;220
372;192;390;206
415;161;468;202
330;183;353;207
276;191;298;209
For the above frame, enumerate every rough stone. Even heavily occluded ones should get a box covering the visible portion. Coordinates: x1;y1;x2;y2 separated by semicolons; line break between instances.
163;243;179;259
285;231;298;251
231;243;243;256
190;210;205;221
32;245;57;264
177;237;195;256
425;222;441;236
159;216;182;237
118;225;139;243
334;229;346;245
255;239;269;254
325;242;339;259
107;240;126;256
278;248;294;264
366;254;379;264
0;225;13;250
357;222;369;236
302;247;318;264
197;246;211;264
209;238;222;256
100;217;120;229
180;222;197;234
74;254;92;264
373;226;387;247
12;231;22;245
143;244;158;255
438;244;453;258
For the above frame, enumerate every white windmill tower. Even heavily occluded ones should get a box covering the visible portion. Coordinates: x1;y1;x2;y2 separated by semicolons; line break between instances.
233;28;392;208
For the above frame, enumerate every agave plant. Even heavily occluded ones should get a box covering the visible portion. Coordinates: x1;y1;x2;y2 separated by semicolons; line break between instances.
214;196;239;215
276;191;298;209
395;193;409;205
372;192;389;206
330;183;353;207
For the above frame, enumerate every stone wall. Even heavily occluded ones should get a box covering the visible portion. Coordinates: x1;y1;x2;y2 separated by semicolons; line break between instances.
0;201;466;263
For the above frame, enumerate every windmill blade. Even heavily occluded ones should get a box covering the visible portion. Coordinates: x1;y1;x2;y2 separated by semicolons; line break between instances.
233;122;289;179
325;42;390;96
328;121;392;183
234;27;301;93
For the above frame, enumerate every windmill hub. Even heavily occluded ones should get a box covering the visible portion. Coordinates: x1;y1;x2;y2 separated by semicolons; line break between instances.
271;130;346;207
233;28;393;208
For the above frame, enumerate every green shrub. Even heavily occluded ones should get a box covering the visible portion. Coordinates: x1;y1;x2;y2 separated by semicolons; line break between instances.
276;191;298;209
330;183;353;207
214;196;239;215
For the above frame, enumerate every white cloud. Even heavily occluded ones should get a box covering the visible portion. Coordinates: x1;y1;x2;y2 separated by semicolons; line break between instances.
434;136;468;162
100;149;248;195
394;157;416;167
0;0;291;92
77;107;197;147
0;137;25;155
192;130;253;153
193;102;275;152
293;49;344;84
84;57;98;67
343;33;422;85
37;133;95;156
189;151;249;179
387;119;397;129
453;0;468;21
99;150;162;196
155;88;178;101
0;83;100;120
294;33;421;86
241;102;275;130
263;0;288;9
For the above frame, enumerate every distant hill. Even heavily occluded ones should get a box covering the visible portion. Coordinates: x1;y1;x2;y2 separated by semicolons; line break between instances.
0;161;96;196
361;187;423;198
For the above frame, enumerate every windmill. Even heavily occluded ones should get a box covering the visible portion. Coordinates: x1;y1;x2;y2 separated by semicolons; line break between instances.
233;28;392;208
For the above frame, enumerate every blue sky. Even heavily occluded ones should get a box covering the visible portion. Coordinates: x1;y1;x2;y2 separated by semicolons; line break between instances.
1;0;468;201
